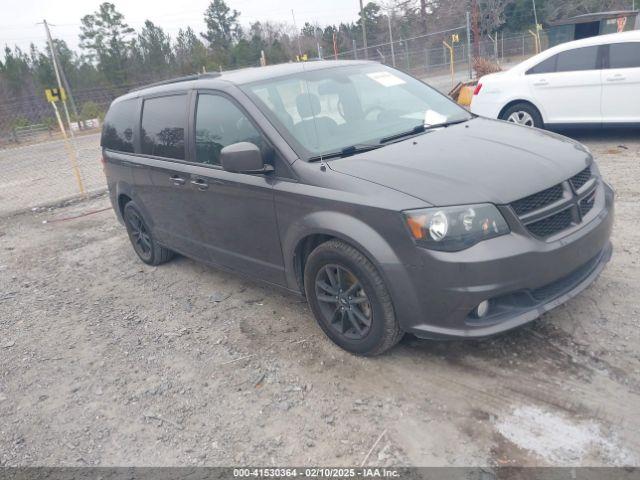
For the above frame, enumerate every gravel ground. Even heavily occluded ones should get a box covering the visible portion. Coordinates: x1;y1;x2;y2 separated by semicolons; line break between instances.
0;130;639;467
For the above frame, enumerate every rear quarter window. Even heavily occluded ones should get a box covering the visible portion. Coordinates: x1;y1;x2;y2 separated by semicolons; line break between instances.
526;55;557;75
101;98;138;153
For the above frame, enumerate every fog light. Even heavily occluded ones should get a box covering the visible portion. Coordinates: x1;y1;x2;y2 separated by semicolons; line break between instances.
475;300;490;318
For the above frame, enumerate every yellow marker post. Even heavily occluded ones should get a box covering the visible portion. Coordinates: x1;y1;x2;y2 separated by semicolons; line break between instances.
48;92;85;196
528;30;540;54
45;87;66;103
443;40;455;87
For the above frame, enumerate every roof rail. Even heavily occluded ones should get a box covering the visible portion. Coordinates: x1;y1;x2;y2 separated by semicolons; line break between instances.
130;72;221;92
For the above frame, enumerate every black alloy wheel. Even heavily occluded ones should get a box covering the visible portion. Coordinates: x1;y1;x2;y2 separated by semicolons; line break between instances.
122;201;174;266
314;264;372;340
125;207;153;261
304;239;403;355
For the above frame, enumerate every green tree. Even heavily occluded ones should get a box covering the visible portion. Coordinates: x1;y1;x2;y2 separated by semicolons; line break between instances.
79;2;135;84
175;27;213;73
201;0;241;50
29;43;55;89
137;20;173;77
232;38;260;67
0;46;31;93
356;2;383;45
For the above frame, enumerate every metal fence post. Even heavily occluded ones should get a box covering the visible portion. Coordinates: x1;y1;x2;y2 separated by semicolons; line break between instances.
404;40;410;69
466;12;472;79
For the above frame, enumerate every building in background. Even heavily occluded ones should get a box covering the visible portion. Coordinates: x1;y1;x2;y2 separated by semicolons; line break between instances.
545;10;639;47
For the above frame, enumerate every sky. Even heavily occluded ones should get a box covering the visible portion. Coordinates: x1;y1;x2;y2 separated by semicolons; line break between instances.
0;0;362;56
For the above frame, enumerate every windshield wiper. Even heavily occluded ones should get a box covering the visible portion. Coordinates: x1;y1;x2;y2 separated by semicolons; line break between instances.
308;144;382;162
424;118;471;130
379;118;471;144
379;124;426;144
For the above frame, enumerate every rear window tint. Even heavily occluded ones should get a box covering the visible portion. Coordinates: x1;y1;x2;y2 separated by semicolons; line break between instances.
101;99;138;153
609;42;640;69
141;95;187;160
527;55;557;74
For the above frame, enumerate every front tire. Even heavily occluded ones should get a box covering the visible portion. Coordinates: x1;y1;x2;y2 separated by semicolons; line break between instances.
304;239;403;356
500;102;543;128
123;201;174;266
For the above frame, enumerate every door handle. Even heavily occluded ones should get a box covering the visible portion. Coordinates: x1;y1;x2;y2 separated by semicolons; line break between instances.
606;75;625;82
170;175;186;186
533;79;548;86
190;178;209;190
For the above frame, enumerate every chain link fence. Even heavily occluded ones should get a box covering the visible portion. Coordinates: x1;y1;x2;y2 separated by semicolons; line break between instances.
0;29;544;217
335;27;542;90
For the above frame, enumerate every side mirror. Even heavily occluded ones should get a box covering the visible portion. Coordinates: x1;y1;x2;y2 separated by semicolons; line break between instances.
220;142;273;173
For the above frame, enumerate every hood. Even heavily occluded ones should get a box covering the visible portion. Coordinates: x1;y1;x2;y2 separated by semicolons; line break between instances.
327;117;592;206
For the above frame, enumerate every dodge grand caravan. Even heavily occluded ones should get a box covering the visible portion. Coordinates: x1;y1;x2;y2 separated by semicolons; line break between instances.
101;60;614;355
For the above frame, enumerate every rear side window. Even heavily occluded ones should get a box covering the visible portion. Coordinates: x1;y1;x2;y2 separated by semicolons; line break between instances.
527;55;558;74
555;46;600;72
141;95;187;160
101;99;137;152
195;94;264;165
608;42;640;69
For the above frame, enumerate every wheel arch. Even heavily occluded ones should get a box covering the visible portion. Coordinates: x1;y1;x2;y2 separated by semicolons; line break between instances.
283;212;403;296
117;193;132;218
498;99;546;124
113;181;156;230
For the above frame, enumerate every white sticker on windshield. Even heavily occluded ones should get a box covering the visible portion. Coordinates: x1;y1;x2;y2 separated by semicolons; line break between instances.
424;110;448;126
366;71;406;87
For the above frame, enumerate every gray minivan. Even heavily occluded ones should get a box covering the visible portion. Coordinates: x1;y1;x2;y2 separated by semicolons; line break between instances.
101;60;614;355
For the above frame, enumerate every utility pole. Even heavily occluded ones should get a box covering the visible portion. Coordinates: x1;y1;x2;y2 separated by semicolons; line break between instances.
359;0;368;59
291;10;302;57
42;20;79;135
387;11;396;67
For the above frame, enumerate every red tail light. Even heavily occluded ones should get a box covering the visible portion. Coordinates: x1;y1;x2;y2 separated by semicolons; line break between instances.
473;83;483;95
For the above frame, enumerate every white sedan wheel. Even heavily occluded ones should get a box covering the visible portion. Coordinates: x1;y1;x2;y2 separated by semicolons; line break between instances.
507;111;535;126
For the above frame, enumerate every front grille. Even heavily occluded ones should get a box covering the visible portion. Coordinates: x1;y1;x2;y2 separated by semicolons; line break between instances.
580;191;596;217
511;184;564;216
526;208;573;238
510;165;597;240
570;166;592;191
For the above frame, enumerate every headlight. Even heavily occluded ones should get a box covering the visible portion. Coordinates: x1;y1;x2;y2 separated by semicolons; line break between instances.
404;204;509;251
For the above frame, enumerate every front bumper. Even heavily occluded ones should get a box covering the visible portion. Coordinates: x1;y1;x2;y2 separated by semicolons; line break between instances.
389;181;614;339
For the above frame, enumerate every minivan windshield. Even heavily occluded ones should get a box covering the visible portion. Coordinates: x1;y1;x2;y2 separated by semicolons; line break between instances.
242;63;471;160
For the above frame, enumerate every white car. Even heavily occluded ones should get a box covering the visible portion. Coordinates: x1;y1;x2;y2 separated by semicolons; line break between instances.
470;30;640;129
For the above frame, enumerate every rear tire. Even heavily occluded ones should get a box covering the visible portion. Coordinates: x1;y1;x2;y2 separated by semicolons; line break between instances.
500;102;543;129
123;201;174;266
304;239;403;356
